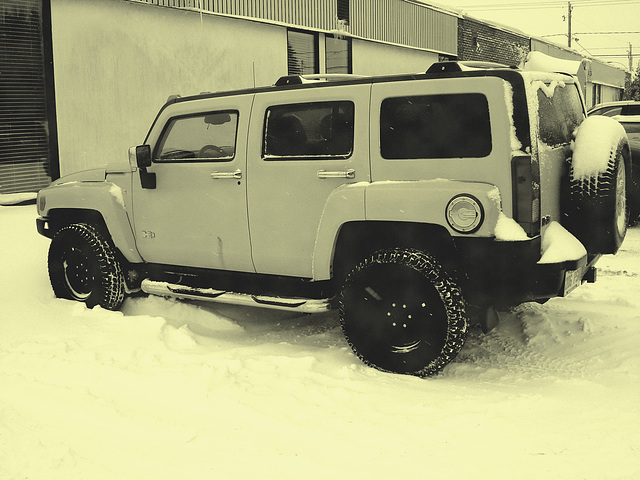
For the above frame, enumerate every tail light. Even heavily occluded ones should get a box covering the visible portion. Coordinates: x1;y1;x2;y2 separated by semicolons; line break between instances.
512;155;540;236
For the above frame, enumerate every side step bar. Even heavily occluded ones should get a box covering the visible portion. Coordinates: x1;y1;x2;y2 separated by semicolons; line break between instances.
141;279;333;314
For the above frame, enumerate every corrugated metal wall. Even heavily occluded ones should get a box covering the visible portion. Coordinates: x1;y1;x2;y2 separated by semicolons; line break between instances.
131;0;458;55
350;0;457;53
0;0;53;194
141;0;338;30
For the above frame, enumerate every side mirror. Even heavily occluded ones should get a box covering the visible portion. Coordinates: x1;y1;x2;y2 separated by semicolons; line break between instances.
135;145;152;168
128;145;156;189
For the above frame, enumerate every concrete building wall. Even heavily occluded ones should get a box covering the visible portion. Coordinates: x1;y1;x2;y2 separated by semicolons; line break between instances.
51;0;452;176
352;40;438;75
51;0;286;175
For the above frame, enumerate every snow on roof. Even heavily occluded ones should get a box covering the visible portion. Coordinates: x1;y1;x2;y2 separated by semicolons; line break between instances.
523;51;586;76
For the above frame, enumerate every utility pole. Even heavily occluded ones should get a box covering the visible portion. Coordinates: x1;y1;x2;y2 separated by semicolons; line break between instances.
567;2;573;47
629;43;634;72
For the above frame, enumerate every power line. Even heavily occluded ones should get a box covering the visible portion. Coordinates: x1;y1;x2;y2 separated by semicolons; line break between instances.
455;3;564;11
543;31;640;36
453;0;639;11
579;45;637;50
573;31;640;35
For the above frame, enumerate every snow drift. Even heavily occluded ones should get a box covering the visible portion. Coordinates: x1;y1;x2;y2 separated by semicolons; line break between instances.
1;203;639;479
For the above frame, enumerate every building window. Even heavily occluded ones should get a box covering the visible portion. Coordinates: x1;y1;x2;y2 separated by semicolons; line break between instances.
287;29;319;75
263;101;354;159
592;83;602;108
337;0;350;24
325;35;352;74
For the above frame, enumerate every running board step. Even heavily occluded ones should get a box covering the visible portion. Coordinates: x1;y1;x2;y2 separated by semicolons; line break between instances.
140;279;333;314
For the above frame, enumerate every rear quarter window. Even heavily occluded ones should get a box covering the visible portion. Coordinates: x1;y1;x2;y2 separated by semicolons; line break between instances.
536;82;584;147
380;93;492;159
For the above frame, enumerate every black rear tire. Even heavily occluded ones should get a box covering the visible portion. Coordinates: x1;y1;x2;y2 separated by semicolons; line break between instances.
339;248;468;377
48;223;125;310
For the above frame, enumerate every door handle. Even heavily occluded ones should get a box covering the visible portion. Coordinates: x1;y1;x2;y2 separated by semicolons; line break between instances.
317;169;355;179
211;169;242;179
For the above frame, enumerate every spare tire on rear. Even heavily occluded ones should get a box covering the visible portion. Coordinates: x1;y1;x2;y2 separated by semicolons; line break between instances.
563;116;630;255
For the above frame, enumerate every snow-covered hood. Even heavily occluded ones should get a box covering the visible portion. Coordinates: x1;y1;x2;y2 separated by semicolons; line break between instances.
51;162;133;186
51;167;106;186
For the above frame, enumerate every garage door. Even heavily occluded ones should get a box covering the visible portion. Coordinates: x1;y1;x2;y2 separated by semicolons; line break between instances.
0;0;56;194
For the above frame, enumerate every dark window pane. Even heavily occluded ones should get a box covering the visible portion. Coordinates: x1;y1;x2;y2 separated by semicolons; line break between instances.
380;94;492;159
264;101;354;159
591;106;622;116
621;104;640;115
620;122;640;135
337;0;350;23
287;30;318;75
537;84;584;147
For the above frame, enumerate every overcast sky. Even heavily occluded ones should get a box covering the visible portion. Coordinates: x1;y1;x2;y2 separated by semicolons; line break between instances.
433;0;640;72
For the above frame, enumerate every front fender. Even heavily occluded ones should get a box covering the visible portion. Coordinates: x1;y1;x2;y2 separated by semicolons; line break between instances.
37;181;143;263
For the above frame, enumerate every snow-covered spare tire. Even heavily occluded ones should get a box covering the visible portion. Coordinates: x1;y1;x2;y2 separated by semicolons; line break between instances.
339;249;468;377
564;116;630;255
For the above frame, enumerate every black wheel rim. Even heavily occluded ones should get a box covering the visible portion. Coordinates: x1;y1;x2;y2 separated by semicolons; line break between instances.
62;245;95;300
342;262;448;374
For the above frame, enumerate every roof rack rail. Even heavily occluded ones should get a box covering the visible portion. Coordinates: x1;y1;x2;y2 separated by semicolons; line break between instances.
274;74;366;86
426;61;513;74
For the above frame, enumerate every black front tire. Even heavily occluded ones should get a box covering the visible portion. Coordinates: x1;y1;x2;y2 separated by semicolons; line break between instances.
339;248;468;377
48;223;125;310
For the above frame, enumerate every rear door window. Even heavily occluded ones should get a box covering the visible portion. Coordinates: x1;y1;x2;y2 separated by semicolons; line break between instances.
263;101;354;159
380;93;492;159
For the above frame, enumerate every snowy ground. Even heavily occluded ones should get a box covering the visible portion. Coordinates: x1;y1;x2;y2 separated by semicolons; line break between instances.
1;203;639;479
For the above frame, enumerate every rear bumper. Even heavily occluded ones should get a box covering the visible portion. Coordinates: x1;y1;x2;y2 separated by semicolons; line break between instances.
454;236;598;308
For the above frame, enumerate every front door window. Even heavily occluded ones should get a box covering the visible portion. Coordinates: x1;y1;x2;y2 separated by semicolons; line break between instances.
155;111;238;161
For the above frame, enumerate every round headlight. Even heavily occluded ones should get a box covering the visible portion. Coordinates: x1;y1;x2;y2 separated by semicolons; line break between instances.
446;194;483;233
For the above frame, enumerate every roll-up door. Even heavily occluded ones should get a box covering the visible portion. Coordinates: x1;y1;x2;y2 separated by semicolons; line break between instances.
0;0;56;194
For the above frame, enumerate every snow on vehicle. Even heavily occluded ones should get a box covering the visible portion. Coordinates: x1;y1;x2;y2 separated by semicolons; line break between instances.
36;62;630;376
